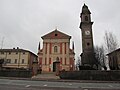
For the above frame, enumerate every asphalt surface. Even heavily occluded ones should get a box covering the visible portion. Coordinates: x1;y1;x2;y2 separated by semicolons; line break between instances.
0;78;120;90
0;84;81;90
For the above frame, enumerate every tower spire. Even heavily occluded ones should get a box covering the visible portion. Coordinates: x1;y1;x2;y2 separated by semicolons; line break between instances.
82;4;91;14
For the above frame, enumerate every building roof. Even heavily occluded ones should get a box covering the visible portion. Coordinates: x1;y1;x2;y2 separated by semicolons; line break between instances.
81;4;91;14
107;48;120;55
41;29;71;39
0;48;37;57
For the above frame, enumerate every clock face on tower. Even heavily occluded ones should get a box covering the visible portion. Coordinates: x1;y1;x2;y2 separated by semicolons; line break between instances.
85;31;90;35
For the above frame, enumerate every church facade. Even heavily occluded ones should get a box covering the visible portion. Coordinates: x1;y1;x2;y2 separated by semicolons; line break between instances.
38;29;75;72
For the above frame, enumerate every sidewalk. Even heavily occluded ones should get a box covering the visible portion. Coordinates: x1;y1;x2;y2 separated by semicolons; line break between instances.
31;72;60;80
31;72;120;83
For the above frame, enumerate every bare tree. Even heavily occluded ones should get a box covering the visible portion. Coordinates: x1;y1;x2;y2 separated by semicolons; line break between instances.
104;31;119;70
94;45;107;70
104;31;119;54
76;57;81;70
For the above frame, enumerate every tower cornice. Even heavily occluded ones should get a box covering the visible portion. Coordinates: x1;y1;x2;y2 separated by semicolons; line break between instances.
80;22;93;29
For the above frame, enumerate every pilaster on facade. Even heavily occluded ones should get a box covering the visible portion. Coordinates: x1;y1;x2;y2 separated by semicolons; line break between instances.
39;29;75;72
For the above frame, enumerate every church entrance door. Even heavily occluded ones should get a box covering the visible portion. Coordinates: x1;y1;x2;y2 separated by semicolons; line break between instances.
53;61;60;72
53;62;57;72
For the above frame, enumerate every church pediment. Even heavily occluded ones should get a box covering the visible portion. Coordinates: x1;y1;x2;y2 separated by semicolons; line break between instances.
41;29;71;39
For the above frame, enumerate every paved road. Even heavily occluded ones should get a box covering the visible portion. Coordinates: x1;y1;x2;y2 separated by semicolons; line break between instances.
0;84;80;90
0;79;120;90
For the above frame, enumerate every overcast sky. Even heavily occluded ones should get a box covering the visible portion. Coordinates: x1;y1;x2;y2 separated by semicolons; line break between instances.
0;0;120;58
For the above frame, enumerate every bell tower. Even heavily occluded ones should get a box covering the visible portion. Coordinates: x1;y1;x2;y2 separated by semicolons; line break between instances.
80;4;96;69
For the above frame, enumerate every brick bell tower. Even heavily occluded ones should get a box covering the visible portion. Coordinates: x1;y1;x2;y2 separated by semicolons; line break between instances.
79;4;96;69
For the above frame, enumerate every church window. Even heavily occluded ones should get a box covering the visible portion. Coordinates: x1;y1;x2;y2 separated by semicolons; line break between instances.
87;42;90;46
54;46;57;52
55;33;58;36
85;16;88;21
